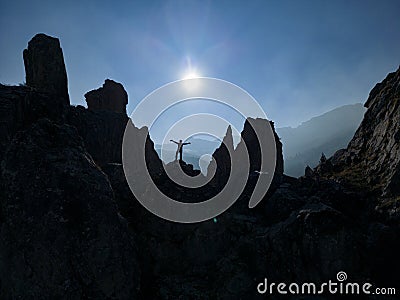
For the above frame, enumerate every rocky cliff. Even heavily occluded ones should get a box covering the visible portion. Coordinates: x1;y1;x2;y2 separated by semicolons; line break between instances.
312;66;400;220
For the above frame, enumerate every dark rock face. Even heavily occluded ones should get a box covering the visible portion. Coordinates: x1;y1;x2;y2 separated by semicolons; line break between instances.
263;182;306;224
23;33;69;106
240;118;284;176
261;202;367;283
0;84;66;157
85;79;128;114
0;85;32;155
0;119;139;299
67;105;129;165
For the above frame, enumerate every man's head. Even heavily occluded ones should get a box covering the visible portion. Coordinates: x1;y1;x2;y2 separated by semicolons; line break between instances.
179;139;182;143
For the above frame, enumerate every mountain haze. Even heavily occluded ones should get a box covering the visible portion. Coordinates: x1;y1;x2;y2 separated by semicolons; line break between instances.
277;103;366;177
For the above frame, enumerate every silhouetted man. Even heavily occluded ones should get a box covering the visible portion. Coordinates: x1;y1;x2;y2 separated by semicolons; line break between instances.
170;139;191;162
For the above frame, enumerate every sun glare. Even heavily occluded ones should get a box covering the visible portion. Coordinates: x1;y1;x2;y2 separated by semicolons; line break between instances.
182;71;200;80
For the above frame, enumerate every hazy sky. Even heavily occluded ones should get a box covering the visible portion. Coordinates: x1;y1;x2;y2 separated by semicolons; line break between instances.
1;0;399;131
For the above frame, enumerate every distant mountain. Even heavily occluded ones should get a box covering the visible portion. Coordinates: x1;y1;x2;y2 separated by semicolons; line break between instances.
276;103;366;177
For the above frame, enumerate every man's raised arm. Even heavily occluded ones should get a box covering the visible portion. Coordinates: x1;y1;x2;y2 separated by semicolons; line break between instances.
170;139;178;144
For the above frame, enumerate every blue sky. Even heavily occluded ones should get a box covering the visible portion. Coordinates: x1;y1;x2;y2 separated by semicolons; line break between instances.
1;0;399;135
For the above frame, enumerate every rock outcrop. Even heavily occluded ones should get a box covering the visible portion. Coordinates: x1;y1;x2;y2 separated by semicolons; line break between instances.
0;84;33;155
207;119;284;193
240;118;284;180
85;79;128;114
1;34;71;157
23;33;70;106
0;85;63;157
64;80;130;166
1;37;129;169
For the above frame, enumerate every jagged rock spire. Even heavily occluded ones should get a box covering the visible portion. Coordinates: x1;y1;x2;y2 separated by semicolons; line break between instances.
23;33;70;105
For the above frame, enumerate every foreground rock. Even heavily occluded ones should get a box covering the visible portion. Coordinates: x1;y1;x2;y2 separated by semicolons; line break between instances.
0;119;139;299
105;164;400;298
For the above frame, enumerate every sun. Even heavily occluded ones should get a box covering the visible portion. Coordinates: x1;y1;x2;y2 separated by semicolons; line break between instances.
182;70;200;80
181;56;202;80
